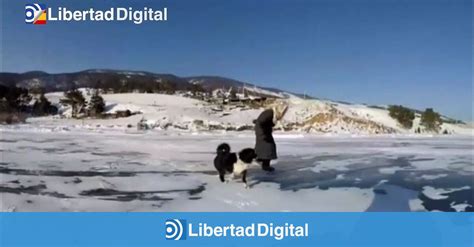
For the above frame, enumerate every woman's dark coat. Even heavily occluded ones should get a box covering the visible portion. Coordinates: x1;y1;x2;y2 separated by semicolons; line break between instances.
254;109;277;160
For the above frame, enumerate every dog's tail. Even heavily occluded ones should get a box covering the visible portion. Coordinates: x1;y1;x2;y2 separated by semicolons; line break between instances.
216;143;231;155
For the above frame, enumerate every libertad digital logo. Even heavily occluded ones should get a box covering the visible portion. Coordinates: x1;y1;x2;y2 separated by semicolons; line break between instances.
165;219;186;240
25;3;47;25
164;219;309;241
24;3;167;25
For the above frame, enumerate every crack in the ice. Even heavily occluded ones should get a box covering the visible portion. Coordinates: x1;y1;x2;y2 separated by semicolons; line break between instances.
0;184;71;198
0;167;216;177
78;184;206;202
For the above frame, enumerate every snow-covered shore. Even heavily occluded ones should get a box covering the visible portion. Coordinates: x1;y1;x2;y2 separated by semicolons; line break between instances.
34;92;473;135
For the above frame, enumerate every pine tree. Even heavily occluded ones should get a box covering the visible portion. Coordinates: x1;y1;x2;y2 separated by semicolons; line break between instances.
4;87;31;112
33;93;57;116
160;80;177;94
420;108;442;133
190;83;205;96
88;89;106;117
229;88;237;99
60;89;86;118
388;105;415;129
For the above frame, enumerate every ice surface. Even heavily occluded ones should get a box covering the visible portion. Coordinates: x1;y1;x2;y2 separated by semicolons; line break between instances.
1;127;472;212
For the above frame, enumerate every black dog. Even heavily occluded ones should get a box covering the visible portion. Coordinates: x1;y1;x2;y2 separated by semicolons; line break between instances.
213;143;257;188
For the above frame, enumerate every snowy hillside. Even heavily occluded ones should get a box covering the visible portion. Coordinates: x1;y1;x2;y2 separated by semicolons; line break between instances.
1;69;470;135
187;76;304;99
282;98;472;135
21;91;472;135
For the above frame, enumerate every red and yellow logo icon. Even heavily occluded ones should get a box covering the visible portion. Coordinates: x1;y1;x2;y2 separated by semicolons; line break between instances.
25;4;47;24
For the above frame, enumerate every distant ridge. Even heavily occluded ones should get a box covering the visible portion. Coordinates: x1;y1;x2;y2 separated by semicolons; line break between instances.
0;69;309;99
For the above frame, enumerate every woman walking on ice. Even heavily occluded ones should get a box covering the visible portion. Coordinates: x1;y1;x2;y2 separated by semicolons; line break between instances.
254;101;289;172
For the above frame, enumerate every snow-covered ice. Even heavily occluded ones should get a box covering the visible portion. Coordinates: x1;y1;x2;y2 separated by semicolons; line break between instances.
1;127;472;212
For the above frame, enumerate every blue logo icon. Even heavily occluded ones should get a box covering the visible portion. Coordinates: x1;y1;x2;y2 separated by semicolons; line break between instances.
165;219;186;240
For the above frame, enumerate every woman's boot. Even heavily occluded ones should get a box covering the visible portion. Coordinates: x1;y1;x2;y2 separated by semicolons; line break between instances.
261;159;275;172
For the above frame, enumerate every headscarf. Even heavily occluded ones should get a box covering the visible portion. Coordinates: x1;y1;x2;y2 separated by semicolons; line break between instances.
268;101;289;124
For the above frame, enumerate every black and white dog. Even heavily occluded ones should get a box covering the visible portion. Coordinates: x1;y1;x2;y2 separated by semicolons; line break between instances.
213;143;257;188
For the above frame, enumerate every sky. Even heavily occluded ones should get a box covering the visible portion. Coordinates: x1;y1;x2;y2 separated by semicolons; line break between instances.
1;0;472;120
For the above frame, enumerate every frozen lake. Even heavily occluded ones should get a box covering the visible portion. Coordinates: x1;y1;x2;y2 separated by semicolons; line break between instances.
1;128;472;212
